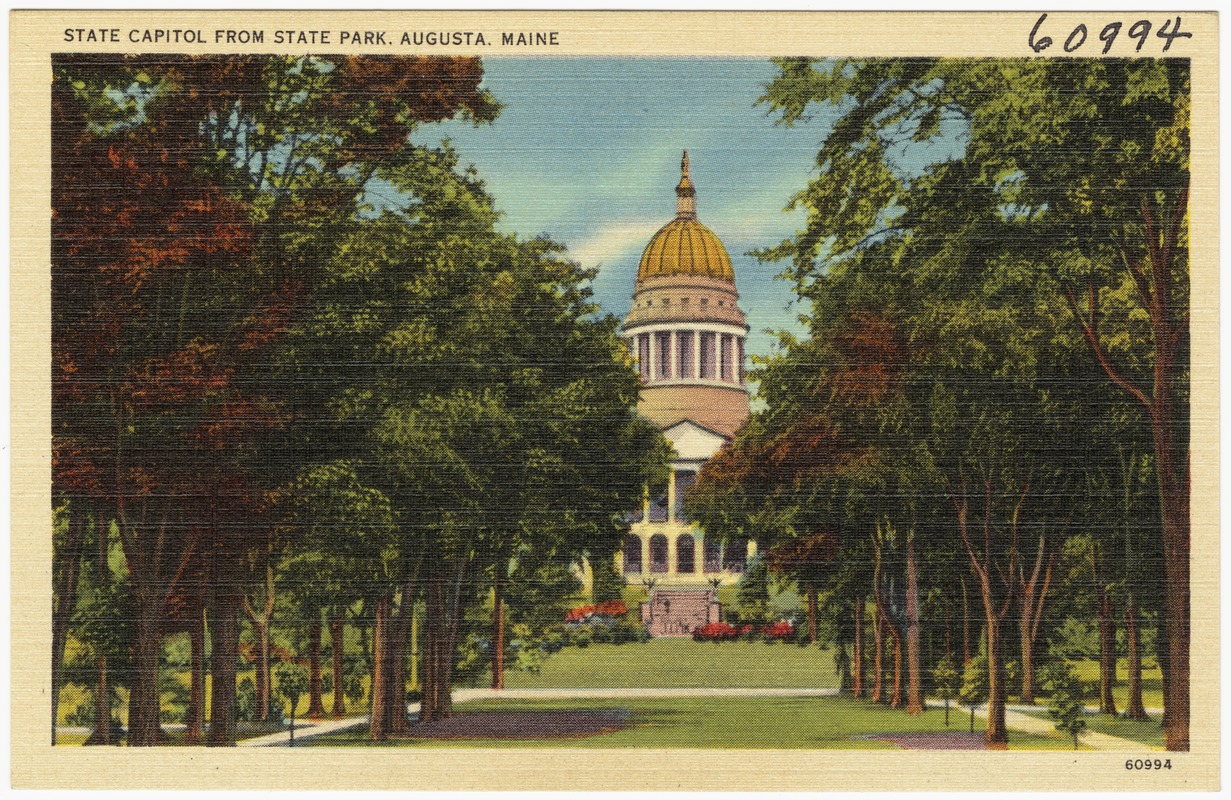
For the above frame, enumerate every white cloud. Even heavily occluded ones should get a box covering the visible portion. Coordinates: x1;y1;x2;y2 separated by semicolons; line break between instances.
568;219;664;270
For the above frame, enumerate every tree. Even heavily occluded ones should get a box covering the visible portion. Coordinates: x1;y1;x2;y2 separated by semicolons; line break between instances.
934;654;960;727
53;53;501;746
959;655;989;735
758;56;1190;750
1043;662;1088;751
765;529;840;643
274;661;309;747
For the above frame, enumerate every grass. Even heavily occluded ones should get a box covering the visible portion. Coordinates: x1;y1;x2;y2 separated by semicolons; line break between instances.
1083;714;1166;749
1067;659;1165;710
307;695;1086;750
1017;708;1166;750
485;638;840;690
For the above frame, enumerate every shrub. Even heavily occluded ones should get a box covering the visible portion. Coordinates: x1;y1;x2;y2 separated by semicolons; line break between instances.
612;619;649;644
236;676;259;722
66;696;95;727
274;661;310;718
1042;663;1087;750
959;655;989;733
692;622;739;642
933;654;961;727
762;621;796;642
573;629;593;649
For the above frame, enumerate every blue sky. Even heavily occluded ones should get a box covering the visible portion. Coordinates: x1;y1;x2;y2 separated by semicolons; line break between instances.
412;58;840;364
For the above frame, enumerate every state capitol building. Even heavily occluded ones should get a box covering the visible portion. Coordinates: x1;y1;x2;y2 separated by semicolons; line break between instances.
613;153;758;633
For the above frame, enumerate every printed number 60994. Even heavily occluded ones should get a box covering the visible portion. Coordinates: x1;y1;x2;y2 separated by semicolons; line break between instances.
1125;759;1172;771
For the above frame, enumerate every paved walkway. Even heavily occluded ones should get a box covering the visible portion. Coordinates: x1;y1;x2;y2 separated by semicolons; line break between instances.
975;704;1159;751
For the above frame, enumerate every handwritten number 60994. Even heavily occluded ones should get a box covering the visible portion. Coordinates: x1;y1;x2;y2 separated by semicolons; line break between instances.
1030;13;1192;54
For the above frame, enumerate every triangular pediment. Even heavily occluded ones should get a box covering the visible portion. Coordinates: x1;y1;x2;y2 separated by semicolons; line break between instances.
662;418;729;461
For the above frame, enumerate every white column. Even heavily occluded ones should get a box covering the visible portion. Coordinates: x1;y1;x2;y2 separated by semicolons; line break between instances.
648;332;658;382
672;329;681;379
641;534;650;576
667;467;677;523
667;534;678;576
693;329;701;381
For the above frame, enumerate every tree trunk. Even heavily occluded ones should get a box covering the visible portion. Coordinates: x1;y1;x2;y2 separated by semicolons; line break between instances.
883;608;903;709
88;512;111;746
255;621;271;721
491;571;505;690
852;598;864;698
984;614;1007;746
420;583;436;723
905;530;923;715
368;594;390;740
1019;612;1037;706
961;577;972;667
307;614;325;719
242;564;277;722
126;601;163;746
51;503;85;745
806;584;819;644
1066;194;1189;750
1098;587;1118;716
1017;538;1054;707
871;595;884;704
386;577;416;736
1155;412;1189;750
87;655;110;746
185;604;206;743
207;591;239;747
421;567;463;724
1124;598;1148;719
330;615;345;719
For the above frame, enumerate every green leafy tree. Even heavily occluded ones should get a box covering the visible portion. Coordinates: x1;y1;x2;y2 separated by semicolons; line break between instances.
959;655;990;734
274;661;310;746
758;56;1189;750
1042;662;1088;751
934;654;961;727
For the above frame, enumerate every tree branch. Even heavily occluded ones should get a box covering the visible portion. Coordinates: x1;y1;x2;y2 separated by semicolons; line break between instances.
1063;284;1152;408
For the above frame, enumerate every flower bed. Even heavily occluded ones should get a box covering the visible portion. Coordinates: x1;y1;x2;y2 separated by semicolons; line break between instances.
692;620;796;642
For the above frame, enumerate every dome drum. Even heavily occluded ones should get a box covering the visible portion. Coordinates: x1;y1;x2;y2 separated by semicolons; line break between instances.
623;274;747;329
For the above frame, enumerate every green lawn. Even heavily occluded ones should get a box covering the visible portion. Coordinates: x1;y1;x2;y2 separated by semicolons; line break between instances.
1018;708;1166;750
1084;714;1166;749
308;695;1077;750
486;638;840;690
1067;659;1165;710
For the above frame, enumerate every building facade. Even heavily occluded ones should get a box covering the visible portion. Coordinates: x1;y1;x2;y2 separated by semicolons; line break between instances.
618;152;755;594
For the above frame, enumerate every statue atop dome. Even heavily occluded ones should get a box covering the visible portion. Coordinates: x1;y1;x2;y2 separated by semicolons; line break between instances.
636;151;733;284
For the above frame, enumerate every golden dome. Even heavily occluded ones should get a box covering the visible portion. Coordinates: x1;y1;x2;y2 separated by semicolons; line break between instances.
637;218;734;282
636;151;735;283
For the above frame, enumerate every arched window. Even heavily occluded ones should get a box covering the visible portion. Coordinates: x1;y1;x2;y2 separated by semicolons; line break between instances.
649;534;668;573
676;534;696;573
622;534;642;575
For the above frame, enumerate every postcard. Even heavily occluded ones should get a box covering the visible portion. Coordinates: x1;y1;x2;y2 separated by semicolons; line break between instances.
10;8;1219;791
